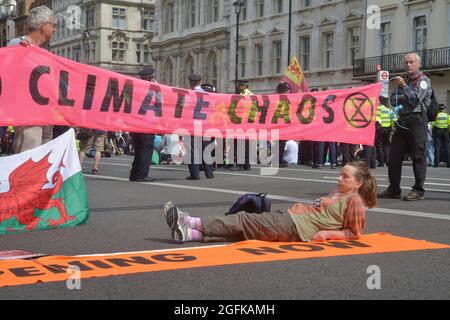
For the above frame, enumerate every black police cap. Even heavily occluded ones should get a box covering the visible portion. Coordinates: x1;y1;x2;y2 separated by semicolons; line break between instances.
139;67;155;78
237;79;249;85
188;73;202;83
201;84;216;93
276;82;292;94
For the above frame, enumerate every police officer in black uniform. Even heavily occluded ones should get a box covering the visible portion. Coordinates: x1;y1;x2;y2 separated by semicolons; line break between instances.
379;53;432;201
129;67;156;183
186;74;215;180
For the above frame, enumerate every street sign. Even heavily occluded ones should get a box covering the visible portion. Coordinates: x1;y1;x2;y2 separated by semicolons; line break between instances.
380;71;389;81
378;70;389;98
376;64;382;72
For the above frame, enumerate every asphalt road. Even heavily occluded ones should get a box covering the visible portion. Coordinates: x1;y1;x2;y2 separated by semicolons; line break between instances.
1;156;449;300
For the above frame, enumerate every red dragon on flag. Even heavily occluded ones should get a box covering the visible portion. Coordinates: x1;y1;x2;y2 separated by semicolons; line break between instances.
0;154;74;231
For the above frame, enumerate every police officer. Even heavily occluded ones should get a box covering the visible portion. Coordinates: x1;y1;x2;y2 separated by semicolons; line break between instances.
375;96;394;167
431;104;450;168
230;79;253;171
186;74;215;180
129;68;156;183
379;53;432;201
275;82;292;168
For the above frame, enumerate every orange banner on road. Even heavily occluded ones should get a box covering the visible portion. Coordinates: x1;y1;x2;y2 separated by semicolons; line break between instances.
0;233;448;288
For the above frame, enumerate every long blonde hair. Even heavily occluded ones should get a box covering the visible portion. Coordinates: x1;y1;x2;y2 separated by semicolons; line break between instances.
347;161;377;208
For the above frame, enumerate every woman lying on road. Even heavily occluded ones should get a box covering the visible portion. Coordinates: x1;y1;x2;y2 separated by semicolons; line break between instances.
164;161;377;243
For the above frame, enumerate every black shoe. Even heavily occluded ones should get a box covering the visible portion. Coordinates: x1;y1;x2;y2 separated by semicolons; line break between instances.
403;191;425;201
91;168;99;175
134;176;156;182
206;175;215;179
378;189;401;199
312;164;323;169
243;165;251;171
331;164;337;169
186;176;200;180
229;166;243;171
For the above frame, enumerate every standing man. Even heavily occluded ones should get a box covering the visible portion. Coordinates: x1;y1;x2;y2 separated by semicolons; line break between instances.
231;79;253;171
379;53;433;201
186;74;214;180
431;104;450;168
375;96;394;167
129;68;156;183
9;6;57;153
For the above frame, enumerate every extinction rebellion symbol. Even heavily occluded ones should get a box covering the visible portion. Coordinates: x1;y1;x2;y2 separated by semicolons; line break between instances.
343;93;374;129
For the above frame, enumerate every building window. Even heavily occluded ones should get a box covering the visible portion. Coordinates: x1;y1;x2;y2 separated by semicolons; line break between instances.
239;47;246;78
303;0;311;7
186;0;196;28
255;44;264;76
241;0;248;21
299;36;310;71
85;48;89;62
275;0;283;14
207;53;218;88
380;22;391;56
164;60;174;86
207;0;220;23
413;15;427;51
163;2;175;33
323;32;334;69
112;7;126;29
142;9;155;31
61;18;66;38
273;41;282;74
184;56;194;87
136;44;141;64
143;45;150;64
257;0;264;18
91;42;96;62
86;7;95;28
112;41;125;62
348;28;360;66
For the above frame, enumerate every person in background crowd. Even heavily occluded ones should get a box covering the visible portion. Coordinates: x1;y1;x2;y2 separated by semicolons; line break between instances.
230;79;253;171
431;104;450;168
275;82;293;168
9;6;57;153
283;140;299;166
375;96;394;167
79;130;107;175
129;68;157;183
186;74;215;180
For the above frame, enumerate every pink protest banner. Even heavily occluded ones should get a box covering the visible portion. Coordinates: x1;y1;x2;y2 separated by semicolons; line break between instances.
0;46;381;144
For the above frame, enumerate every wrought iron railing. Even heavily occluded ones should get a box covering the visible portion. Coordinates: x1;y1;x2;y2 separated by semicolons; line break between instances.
354;47;450;77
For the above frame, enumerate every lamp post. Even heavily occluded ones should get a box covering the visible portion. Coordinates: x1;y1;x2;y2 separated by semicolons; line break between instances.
287;0;292;66
232;1;244;94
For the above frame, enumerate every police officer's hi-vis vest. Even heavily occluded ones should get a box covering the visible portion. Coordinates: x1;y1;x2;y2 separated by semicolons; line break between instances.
432;112;449;129
376;105;393;128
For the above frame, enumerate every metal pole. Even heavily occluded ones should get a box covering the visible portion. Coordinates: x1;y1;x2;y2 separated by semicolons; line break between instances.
235;9;240;94
287;0;292;66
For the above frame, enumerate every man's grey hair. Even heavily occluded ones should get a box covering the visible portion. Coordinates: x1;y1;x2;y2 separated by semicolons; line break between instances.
27;6;54;32
405;52;421;64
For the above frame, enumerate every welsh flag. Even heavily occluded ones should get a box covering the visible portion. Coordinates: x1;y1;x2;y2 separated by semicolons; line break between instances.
0;129;89;234
280;56;310;93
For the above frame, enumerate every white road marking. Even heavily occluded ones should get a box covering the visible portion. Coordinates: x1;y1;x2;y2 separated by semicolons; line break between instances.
86;174;450;221
84;161;450;193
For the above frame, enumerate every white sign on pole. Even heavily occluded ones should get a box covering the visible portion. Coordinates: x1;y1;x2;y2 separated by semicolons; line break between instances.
378;70;389;98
